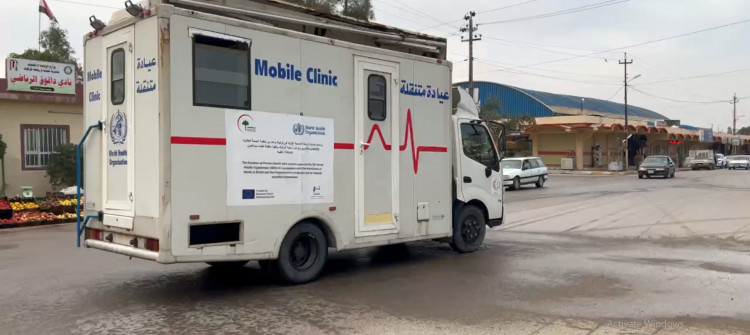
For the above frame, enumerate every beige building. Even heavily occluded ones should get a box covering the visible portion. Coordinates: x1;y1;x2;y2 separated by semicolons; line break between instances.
0;78;83;197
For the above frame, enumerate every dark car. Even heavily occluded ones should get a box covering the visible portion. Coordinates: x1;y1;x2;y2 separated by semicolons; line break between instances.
638;156;676;179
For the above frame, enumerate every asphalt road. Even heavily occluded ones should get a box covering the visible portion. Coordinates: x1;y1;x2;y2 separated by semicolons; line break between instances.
1;170;750;334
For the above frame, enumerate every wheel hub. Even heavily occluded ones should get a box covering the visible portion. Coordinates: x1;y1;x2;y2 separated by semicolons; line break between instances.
289;233;318;271
461;216;480;243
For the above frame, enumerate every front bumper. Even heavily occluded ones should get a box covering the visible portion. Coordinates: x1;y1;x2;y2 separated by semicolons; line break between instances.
728;163;749;169
638;169;668;177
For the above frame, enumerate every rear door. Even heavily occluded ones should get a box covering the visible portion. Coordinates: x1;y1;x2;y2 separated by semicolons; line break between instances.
102;26;135;226
354;56;400;237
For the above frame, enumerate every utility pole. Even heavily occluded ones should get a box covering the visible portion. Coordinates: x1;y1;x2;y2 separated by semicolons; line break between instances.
731;93;738;134
460;11;480;97
619;53;633;127
619;53;633;170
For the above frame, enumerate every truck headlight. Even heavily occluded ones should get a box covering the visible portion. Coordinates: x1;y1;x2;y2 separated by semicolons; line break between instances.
656;168;664;171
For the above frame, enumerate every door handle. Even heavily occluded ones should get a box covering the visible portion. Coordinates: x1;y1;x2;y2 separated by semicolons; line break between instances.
463;176;472;183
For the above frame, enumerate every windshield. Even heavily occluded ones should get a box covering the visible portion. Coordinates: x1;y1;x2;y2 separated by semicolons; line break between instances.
642;157;668;164
503;160;522;169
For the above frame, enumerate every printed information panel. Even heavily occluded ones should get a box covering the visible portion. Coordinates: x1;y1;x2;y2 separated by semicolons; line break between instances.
226;110;334;206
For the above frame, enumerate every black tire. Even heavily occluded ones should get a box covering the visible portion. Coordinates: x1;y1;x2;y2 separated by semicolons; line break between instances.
535;176;545;188
206;261;248;268
646;174;651;179
512;177;521;190
638;174;643;179
275;222;327;284
451;205;486;253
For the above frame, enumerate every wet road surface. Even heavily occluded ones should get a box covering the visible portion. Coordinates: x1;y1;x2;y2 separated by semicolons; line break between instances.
1;169;750;334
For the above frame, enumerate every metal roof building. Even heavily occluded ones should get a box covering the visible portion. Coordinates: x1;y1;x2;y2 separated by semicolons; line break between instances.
455;81;669;121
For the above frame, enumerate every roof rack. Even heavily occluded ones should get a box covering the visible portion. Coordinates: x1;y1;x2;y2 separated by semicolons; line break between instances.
166;0;447;59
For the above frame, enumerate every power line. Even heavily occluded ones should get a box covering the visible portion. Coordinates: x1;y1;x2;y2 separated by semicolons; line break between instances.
480;0;630;25
482;35;610;61
636;67;750;85
417;0;538;32
630;87;732;104
473;59;620;85
517;17;750;69
48;0;120;9
469;54;618;79
605;86;624;101
380;0;459;29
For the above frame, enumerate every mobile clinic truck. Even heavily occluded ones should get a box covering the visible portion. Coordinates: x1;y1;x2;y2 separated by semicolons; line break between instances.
80;0;506;284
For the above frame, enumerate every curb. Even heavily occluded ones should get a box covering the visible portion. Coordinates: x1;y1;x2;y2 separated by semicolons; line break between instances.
548;170;636;176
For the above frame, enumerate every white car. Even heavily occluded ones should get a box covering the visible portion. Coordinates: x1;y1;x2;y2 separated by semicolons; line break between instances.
503;157;548;190
715;153;726;168
727;155;750;170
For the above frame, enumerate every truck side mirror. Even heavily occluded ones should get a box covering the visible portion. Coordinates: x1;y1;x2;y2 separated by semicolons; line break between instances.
487;121;507;162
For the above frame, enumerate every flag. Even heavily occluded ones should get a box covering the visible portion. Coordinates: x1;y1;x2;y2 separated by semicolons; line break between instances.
39;0;57;23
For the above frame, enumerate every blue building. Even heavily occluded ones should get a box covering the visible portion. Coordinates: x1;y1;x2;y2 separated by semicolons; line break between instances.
455;81;669;121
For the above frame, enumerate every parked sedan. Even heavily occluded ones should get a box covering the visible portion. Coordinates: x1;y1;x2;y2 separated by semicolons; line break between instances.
638;155;676;179
502;157;548;190
727;155;750;170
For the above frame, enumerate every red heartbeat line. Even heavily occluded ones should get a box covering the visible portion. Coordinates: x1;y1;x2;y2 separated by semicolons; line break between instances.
334;109;447;173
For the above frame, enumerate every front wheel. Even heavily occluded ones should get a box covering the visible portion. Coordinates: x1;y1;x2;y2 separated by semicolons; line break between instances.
275;222;328;284
512;177;521;190
451;205;486;253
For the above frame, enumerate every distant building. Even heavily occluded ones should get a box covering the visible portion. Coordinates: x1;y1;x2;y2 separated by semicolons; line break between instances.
455;81;750;169
0;78;83;197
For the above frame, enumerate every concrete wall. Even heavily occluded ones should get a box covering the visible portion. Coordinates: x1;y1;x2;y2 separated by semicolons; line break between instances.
0;100;82;197
537;133;576;167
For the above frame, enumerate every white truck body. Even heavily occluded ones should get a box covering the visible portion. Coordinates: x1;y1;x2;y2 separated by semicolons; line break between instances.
81;0;504;269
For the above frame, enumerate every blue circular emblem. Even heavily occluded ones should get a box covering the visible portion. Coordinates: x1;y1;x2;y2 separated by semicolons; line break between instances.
110;110;128;145
292;123;305;135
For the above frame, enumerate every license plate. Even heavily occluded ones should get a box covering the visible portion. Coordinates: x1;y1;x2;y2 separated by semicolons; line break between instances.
648;170;655;174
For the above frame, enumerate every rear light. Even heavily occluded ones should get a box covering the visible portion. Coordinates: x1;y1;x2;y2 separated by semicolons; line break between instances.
145;238;159;252
85;228;101;240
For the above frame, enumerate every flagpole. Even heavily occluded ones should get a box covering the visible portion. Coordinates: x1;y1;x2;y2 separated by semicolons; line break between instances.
38;11;41;51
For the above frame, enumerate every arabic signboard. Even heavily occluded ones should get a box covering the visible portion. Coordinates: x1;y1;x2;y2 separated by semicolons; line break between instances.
699;128;714;143
731;137;741;146
5;58;75;95
225;110;334;206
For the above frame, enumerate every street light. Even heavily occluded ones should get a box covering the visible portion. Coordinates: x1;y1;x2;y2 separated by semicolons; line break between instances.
580;97;585;113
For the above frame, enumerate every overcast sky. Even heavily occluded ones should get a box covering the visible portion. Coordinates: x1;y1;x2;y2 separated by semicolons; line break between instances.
2;0;748;131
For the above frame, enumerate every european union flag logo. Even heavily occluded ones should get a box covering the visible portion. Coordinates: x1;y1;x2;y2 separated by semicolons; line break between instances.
242;189;255;199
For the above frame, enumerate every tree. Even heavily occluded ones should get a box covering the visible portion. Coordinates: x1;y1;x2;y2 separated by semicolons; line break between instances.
737;127;750;136
10;24;82;83
478;97;536;130
285;0;374;21
46;144;79;189
341;0;374;20
0;134;6;161
479;97;502;122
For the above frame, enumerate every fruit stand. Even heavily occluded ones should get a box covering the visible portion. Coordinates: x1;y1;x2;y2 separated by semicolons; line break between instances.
0;196;82;228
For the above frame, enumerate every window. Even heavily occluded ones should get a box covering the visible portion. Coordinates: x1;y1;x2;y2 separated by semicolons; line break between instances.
528;159;539;169
368;74;386;121
522;161;531;170
536;159;546;168
193;34;250;109
460;123;498;169
111;48;125;105
21;125;69;170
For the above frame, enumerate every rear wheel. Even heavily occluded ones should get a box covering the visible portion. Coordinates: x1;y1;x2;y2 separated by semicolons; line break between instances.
535;176;545;188
275;222;328;285
512;177;521;190
451;205;486;253
638;174;643;179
